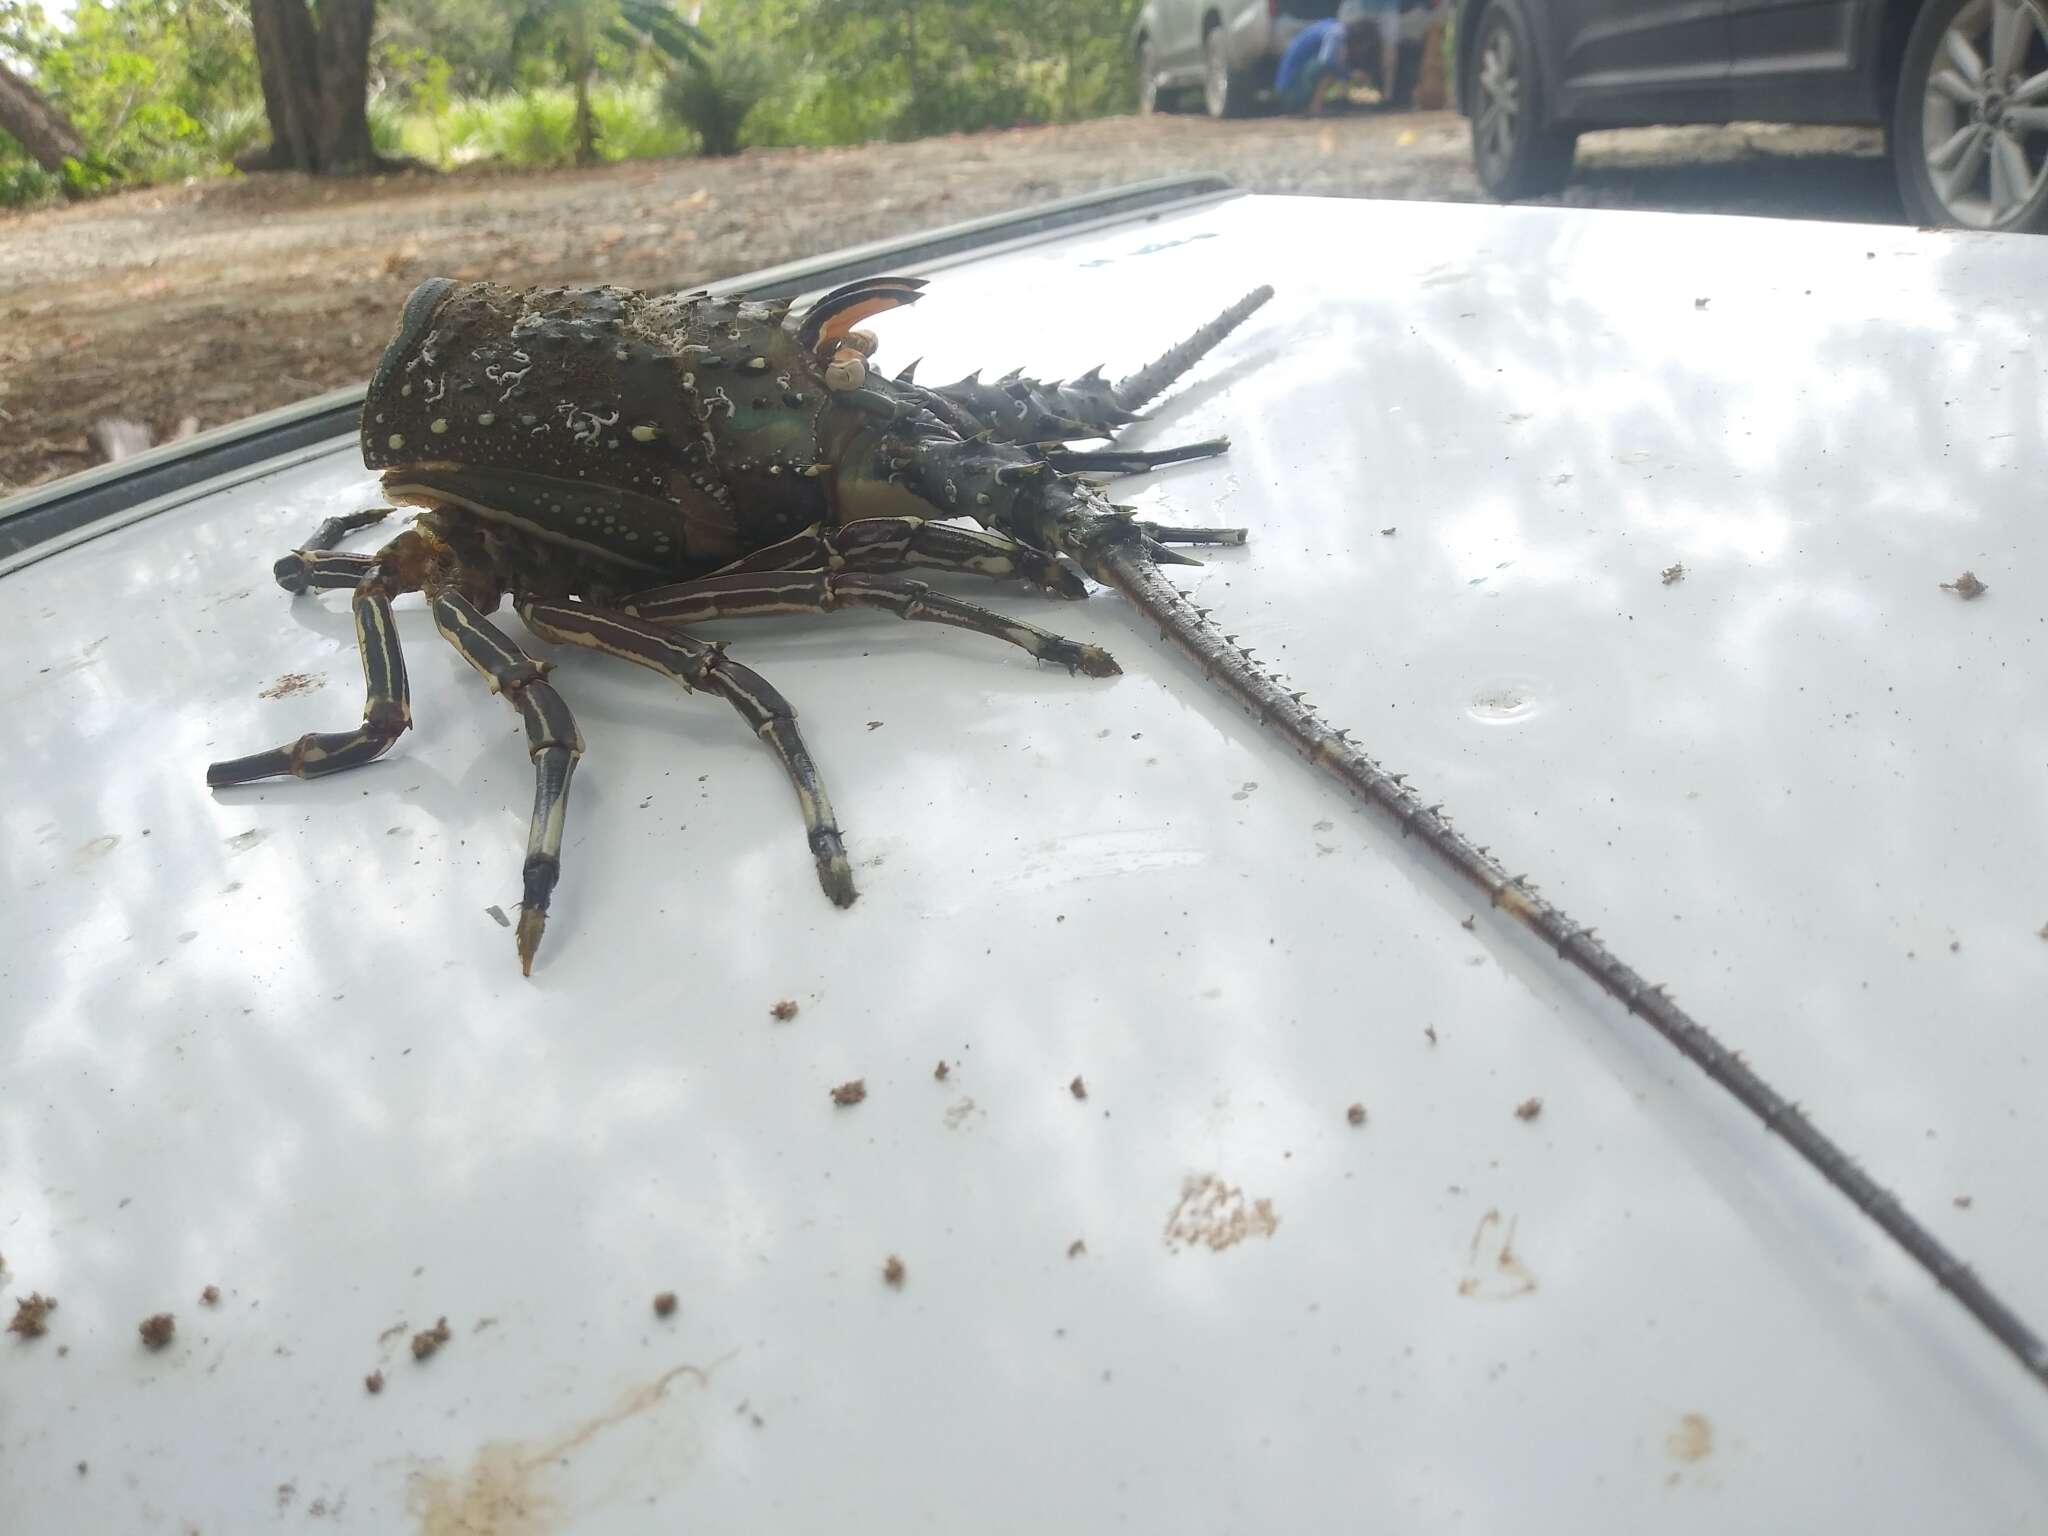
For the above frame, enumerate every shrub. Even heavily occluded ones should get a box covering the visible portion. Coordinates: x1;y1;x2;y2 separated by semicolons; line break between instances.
201;100;269;165
659;41;771;157
592;83;691;160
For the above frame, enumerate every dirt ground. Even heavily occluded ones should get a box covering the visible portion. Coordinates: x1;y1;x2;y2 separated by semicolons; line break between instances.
0;109;1892;493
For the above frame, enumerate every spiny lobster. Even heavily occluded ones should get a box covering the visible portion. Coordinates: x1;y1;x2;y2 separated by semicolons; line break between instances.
206;270;2048;1392
206;272;1265;970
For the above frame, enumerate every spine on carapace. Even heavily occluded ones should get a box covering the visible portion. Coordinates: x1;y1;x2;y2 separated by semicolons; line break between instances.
923;285;1276;445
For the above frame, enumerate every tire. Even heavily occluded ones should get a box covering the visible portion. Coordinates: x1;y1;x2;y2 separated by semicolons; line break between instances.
1138;37;1165;115
1468;0;1577;200
1890;0;2048;231
1204;24;1254;119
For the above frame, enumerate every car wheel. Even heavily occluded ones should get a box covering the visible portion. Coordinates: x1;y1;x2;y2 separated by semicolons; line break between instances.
1138;38;1164;115
1469;0;1577;200
1892;0;2048;231
1204;25;1250;118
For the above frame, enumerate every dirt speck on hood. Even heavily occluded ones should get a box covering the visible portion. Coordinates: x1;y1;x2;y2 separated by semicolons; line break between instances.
1163;1174;1278;1254
258;671;325;700
8;1292;56;1338
411;1316;452;1361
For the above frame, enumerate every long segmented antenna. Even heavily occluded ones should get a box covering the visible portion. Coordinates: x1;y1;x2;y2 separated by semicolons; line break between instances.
1086;541;2048;1391
1113;285;1275;413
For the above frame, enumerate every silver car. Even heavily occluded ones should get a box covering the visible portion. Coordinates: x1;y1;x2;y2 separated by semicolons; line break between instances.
1133;0;1340;117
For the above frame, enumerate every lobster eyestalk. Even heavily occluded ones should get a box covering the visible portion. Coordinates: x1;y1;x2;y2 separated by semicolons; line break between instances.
1084;540;2048;1392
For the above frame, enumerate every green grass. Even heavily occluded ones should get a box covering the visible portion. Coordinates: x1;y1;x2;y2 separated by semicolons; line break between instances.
391;84;692;169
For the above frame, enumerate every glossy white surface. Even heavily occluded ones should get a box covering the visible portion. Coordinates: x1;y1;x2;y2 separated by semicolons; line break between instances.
4;195;2047;1532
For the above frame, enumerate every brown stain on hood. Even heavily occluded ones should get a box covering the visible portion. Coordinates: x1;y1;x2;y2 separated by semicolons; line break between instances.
407;1358;722;1535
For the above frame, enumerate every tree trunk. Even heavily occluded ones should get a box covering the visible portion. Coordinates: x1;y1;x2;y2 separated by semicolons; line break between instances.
1061;3;1078;122
902;1;921;135
313;0;376;174
248;0;320;170
245;0;379;175
573;60;597;165
0;60;87;175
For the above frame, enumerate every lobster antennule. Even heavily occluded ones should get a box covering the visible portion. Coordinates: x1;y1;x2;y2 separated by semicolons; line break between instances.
1113;285;1275;413
796;275;928;355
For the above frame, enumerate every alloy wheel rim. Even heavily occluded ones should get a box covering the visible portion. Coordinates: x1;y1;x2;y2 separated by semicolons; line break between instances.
1476;25;1522;177
1922;0;2048;226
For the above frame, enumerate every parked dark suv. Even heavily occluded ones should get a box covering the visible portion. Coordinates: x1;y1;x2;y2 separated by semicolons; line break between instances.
1451;0;2048;231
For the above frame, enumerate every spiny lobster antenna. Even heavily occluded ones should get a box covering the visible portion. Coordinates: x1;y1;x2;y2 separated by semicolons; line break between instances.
1081;536;2048;1393
1113;285;1275;413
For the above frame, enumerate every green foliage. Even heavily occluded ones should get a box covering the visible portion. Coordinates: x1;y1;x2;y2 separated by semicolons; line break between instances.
366;90;412;162
658;39;769;157
0;156;62;206
507;0;703;162
696;0;1139;147
0;0;1159;204
0;0;260;202
592;81;688;159
201;98;268;165
377;0;520;98
391;82;684;169
480;85;579;165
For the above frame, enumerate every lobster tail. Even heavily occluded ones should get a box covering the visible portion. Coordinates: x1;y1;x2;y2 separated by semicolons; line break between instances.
1113;285;1275;413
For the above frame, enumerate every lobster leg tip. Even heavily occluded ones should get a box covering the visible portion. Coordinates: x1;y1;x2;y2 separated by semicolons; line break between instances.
1077;645;1122;679
819;855;858;908
515;907;545;976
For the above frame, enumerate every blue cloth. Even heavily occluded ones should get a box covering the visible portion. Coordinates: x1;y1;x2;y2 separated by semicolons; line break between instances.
1273;19;1346;97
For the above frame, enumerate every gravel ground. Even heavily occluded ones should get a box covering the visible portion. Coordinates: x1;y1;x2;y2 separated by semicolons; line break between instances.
0;109;1895;492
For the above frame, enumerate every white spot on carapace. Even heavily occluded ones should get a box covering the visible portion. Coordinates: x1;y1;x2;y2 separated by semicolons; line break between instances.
486;362;531;401
430;418;449;435
477;413;496;427
632;424;660;443
558;403;620;446
400;384;412;397
387;433;406;450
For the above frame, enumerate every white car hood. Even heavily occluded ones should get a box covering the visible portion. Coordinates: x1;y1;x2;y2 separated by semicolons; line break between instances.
3;191;2046;1530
